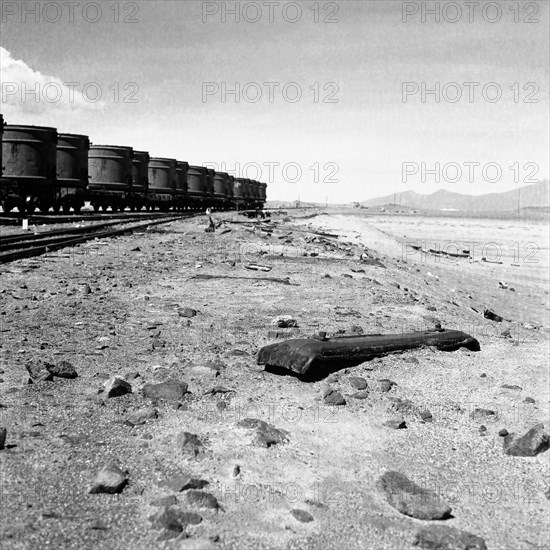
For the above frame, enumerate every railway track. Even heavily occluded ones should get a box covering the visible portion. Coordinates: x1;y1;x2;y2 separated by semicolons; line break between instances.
0;210;187;226
0;213;193;264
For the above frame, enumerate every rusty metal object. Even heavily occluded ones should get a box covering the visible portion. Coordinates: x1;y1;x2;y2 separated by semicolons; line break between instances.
257;329;480;378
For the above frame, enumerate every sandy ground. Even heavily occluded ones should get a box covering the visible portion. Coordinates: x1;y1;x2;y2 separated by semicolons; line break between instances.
0;209;548;550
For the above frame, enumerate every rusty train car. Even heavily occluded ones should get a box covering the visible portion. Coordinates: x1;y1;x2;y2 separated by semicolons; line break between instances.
0;117;267;214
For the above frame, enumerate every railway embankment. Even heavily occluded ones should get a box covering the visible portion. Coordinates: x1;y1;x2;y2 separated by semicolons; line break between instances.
0;210;548;550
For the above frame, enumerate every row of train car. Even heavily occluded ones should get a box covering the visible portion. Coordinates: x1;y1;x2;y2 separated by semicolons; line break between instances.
0;114;267;214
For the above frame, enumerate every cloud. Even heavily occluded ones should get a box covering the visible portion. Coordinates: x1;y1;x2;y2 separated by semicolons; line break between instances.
0;46;103;121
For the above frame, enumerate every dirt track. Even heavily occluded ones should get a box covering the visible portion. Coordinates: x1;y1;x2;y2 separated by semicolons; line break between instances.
0;210;548;550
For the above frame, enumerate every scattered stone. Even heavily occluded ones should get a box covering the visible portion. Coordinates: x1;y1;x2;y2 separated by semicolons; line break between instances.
377;471;452;520
183;490;220;510
232;465;241;477
479;425;487;435
290;509;314;522
89;463;128;494
178;307;197;318
204;386;235;396
188;365;219;379
176;432;204;456
372;379;397;392
391;399;414;414
159;475;209;492
413;525;487;550
143;380;188;401
149;505;202;532
503;423;550;457
426;306;437;311
125;371;141;380
348;376;368;390
87;519;109;530
237;418;289;447
0;427;6;450
150;495;178;507
323;388;346;406
501;384;522;390
498;429;509;437
104;376;132;398
25;359;54;383
349;391;369;400
419;410;433;423
125;407;158;426
227;349;249;357
47;360;78;379
480;373;487;378
545;487;550;500
470;408;498;422
383;417;407;429
272;315;298;328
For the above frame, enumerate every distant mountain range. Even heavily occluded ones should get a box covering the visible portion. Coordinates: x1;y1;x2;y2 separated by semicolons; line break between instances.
361;180;549;213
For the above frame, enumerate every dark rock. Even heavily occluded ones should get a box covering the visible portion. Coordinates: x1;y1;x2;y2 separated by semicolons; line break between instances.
348;376;368;390
176;432;204;456
150;495;178;507
523;397;536;404
323;389;346;406
149;505;202;531
47;360;78;379
159;475;209;492
89;463;128;494
426;306;437;311
143;380;188;401
501;384;522;390
183;490;220;510
503;423;550;457
498;429;509;437
273;315;298;328
237;418;289;447
349;325;364;335
377;471;452;520
0;427;6;450
104;376;132;398
478;425;487;434
125;407;158;426
373;379;397;392
383;417;407;429
25;359;54;382
413;525;487;550
178;307;197;318
483;309;503;322
290;509;314;522
545;487;550;500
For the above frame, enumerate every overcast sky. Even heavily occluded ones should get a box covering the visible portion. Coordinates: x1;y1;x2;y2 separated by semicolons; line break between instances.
1;0;548;203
